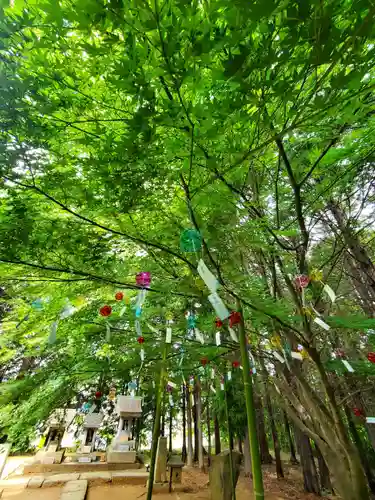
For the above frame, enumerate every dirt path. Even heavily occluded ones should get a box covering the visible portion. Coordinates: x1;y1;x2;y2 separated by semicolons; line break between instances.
0;463;332;500
1;488;60;500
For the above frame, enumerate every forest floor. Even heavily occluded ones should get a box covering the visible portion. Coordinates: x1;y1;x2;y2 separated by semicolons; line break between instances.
0;462;336;500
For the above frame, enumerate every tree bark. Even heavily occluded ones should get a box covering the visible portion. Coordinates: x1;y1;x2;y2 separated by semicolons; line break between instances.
193;386;199;463
195;378;204;471
316;444;332;493
328;200;375;316
186;385;193;467
214;414;221;455
283;411;298;464
168;407;173;452
181;385;187;463
161;411;165;437
259;356;283;478
296;430;320;495
237;436;243;454
345;405;375;493
255;392;272;464
206;389;211;468
243;428;252;477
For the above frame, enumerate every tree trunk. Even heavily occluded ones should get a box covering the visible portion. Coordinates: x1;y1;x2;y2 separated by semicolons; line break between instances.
214;414;221;455
259;356;283;478
296;430;320;495
345;405;375;493
195;378;204;471
237;437;243;454
255;392;272;464
229;432;234;451
193;387;199;463
206;390;211;468
328;200;375;316
316;444;332;493
169;407;173;452
243;428;252;477
181;385;187;463
283;411;298;464
186;385;193;467
161;411;165;437
266;396;283;478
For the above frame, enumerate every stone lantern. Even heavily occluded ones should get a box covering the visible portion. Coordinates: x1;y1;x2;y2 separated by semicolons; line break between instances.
107;395;142;464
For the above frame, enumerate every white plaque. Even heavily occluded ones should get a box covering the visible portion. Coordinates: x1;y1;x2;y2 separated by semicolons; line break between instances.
197;259;218;293
208;292;230;320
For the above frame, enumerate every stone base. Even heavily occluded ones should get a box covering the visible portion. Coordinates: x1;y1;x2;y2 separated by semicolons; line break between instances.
147;481;186;494
106;449;136;464
70;453;98;463
34;450;64;465
24;461;142;474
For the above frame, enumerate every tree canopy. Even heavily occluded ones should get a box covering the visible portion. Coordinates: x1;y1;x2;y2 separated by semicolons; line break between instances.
1;1;375;499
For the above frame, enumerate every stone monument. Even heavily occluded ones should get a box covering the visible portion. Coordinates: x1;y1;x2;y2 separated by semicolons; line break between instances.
34;408;76;464
155;436;168;483
107;395;142;464
72;412;104;463
209;450;242;500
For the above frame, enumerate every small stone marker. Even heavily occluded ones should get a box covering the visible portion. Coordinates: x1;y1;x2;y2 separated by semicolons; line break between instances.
155;437;168;483
209;450;241;500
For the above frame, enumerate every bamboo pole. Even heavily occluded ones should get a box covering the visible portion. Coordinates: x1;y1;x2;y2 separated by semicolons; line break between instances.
236;299;264;500
146;335;168;500
223;375;237;500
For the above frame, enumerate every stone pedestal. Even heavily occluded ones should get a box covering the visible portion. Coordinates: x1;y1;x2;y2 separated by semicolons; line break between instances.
155;437;168;483
34;449;65;465
209;450;241;500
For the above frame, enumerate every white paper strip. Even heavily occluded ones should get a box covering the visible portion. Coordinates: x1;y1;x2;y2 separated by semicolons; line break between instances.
195;328;205;344
215;331;221;346
135;320;142;336
273;351;285;363
88;404;97;414
228;327;239;342
210;385;216;394
48;321;58;344
169;394;174;406
211;368;215;379
248;351;256;373
60;304;76;319
220;382;224;391
227;371;232;381
167;381;177;388
147;322;159;334
323;284;336;303
166;327;172;344
366;417;375;424
106;323;111;342
291;351;303;361
140;348;145;361
198;259;218;293
135;289;147;310
342;359;354;372
119;305;127;317
208;292;230;320
314;317;330;330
